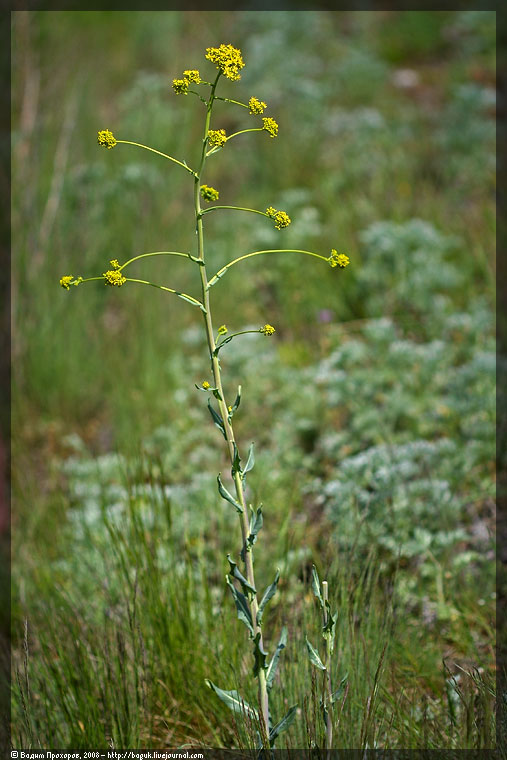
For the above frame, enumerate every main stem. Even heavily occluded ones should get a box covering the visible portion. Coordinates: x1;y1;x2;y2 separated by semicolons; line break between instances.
322;580;333;751
194;74;270;740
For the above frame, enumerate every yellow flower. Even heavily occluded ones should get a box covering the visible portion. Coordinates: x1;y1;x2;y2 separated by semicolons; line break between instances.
202;381;211;389
208;129;227;148
228;405;232;413
218;324;228;335
266;207;291;230
200;184;220;202
183;69;201;83
109;259;121;270
260;324;275;336
60;275;74;290
97;129;117;149
103;270;126;287
249;96;267;115
262;117;278;138
205;44;244;81
172;78;189;95
328;250;350;268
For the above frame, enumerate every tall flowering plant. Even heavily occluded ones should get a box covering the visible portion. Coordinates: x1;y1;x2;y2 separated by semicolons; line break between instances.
60;43;349;748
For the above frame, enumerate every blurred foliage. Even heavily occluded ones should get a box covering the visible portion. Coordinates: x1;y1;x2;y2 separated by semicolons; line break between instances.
11;10;495;750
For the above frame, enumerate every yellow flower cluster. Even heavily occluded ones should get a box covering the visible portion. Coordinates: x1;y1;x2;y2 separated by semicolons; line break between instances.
60;275;74;290
202;381;211;389
260;324;276;336
172;78;189;95
109;259;121;269
208;129;227;148
328;250;350;268
97;129;117;149
200;184;220;202
183;69;201;83
103;270;126;286
218;324;228;335
249;96;267;115
205;44;244;81
266;207;291;230
262;117;278;138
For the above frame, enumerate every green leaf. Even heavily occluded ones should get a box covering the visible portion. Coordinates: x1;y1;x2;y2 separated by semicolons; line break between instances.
323;607;338;652
266;626;287;692
269;705;298;746
205;680;258;721
231;443;241;477
321;698;329;728
252;632;268;677
227;554;256;596
208;399;226;439
256;569;280;626
217;474;243;513
228;385;242;421
311;565;324;609
212;388;223;401
306;637;325;670
226;576;254;635
331;673;349;704
241;506;263;562
242;442;255;480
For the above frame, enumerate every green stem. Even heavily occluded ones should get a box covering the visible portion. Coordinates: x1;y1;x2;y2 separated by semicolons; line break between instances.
195;74;270;743
207;249;331;289
119;251;198;270
201;205;268;219
226;128;264;141
124;278;204;309
116;140;197;176
214;96;248;108
213;329;262;356
322;580;333;751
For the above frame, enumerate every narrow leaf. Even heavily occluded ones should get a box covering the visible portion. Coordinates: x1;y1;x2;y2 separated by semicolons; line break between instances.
331;673;349;704
306;637;326;670
205;680;258;721
252;632;268;677
323;609;338;652
311;565;324;608
266;626;287;692
256;569;280;626
241;506;263;562
208;399;226;439
226;576;254;635
228;385;242;421
217;474;243;513
227;554;256;596
212;388;223;401
231;443;241;476
269;705;298;746
242;442;255;480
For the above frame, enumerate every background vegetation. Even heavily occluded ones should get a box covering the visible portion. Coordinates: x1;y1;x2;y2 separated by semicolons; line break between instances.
11;10;496;750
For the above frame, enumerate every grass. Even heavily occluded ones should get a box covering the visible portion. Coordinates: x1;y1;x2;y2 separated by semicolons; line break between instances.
11;9;496;750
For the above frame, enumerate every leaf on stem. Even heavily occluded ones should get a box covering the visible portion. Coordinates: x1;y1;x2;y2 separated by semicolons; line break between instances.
217;474;243;513
231;443;241;477
311;564;324;609
269;705;298;747
226;576;254;635
331;674;349;704
252;632;268;677
256;569;280;626
306;637;326;670
227;554;256;596
208;399;226;438
266;626;287;692
205;680;258;721
228;385;242;421
241;506;263;562
242;442;255;481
